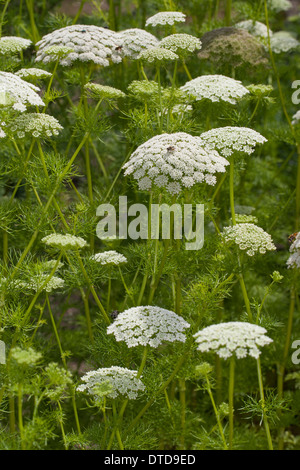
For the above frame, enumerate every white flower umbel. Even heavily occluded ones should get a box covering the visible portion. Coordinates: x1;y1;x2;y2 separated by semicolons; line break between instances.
76;366;145;399
180;75;249;105
0;36;32;55
235;20;272;40
25;274;65;293
287;232;300;268
90;251;127;265
193;321;273;359
138;46;179;63
41;233;87;250
114;28;159;59
84;83;126;100
35;25;122;67
200;126;267;158
222;223;276;256
145;11;186;27
0;72;45;111
159;33;202;57
107;305;191;348
8;113;63;139
270;31;299;54
15;68;52;81
123;132;229;194
268;0;292;12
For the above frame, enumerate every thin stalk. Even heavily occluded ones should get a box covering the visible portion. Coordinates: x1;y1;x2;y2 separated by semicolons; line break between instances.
228;356;235;450
225;0;232;26
257;358;273;450
57;401;68;450
0;0;11;37
72;0;86;24
18;383;25;450
229;159;236;225
205;374;228;449
179;378;186;450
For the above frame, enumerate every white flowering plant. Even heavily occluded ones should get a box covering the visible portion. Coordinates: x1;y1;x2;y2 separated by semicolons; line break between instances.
0;0;299;453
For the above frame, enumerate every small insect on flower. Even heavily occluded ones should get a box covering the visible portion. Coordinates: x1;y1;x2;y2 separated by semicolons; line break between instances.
167;146;176;152
288;232;299;244
115;45;123;51
110;310;119;320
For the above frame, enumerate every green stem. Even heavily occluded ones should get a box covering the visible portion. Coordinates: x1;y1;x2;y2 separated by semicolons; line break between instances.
225;0;232;26
257;358;273;450
228;356;235;450
18;383;25;449
229;159;236;225
205;374;228;449
0;0;11;37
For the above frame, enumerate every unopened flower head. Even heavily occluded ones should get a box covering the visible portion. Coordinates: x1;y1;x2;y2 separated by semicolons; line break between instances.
0;72;45;111
84;82;126;101
114;28;159;59
8;113;63;139
11;347;42;366
123;132;229;194
234;213;258;224
145;11;186;27
76;366;145;399
90;250;127;265
15;68;52;81
127;80;159;100
270;31;299;54
222;223;276;256
193;321;273;359
0;36;32;55
35;25;122;67
107;305;190;348
138;46;179;63
41;233;87;250
200;126;267;158
235;20;272;40
180;75;249;105
159;33;202;57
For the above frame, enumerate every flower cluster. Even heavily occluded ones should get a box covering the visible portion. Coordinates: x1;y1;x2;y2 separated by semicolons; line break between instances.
235;20;272;40
7;113;63;139
193;321;273;359
15;68;52;81
198;27;268;76
145;11;186;27
41;233;87;250
115;28;159;59
200;126;267;158
35;25;122;67
90;251;127;265
268;0;292;12
76;366;145;399
138;46;178;63
11;347;42;366
123;132;229;194
159;33;202;57
0;36;31;55
180;75;249;105
222;223;276;256
270;31;299;54
287;232;300;269
25;274;65;293
107;305;190;348
127;80;159;100
84;82;126;101
234;214;258;224
0;71;45;111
